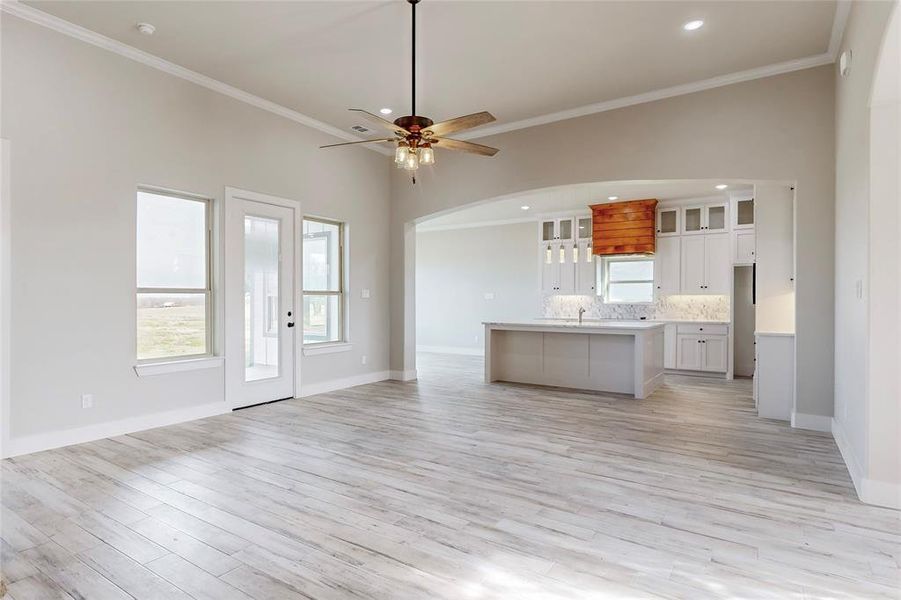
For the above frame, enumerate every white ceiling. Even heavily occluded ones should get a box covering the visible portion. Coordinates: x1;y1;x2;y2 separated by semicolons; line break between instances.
417;180;754;229
23;1;839;139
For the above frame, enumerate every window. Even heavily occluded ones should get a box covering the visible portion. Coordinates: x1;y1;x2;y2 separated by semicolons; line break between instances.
600;256;654;303
302;218;344;344
136;189;211;361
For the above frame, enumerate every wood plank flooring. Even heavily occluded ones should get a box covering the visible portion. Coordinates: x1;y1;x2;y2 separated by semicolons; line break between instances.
2;352;899;599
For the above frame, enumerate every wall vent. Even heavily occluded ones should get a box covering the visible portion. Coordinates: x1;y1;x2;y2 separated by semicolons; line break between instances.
351;125;372;134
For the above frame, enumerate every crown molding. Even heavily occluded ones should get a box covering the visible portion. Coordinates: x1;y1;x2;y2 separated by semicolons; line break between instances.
457;52;834;141
829;0;852;59
0;1;393;155
4;0;847;150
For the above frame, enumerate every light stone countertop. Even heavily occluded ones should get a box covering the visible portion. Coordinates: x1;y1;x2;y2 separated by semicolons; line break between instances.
484;319;665;331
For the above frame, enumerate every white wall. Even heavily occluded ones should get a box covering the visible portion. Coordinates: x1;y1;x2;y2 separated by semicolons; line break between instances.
391;65;836;423
832;0;899;507
416;222;538;353
1;16;391;451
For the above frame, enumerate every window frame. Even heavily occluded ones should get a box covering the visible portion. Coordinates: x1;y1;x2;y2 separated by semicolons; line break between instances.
136;187;213;363
600;255;655;304
302;216;346;346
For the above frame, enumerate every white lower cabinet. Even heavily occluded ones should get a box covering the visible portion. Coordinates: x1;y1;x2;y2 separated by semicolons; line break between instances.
673;323;728;373
676;334;703;370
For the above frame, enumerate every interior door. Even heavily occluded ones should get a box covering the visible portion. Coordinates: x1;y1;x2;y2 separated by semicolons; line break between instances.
226;190;298;408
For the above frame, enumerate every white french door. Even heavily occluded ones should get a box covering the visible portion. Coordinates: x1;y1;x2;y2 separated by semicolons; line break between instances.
225;188;300;408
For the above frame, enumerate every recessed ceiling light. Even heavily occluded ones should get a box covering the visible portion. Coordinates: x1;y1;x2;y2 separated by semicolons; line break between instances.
683;19;704;31
608;195;619;201
136;22;156;35
379;108;393;115
715;184;728;190
520;205;530;211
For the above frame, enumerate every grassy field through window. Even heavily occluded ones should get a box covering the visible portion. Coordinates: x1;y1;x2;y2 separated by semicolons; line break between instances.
137;300;206;360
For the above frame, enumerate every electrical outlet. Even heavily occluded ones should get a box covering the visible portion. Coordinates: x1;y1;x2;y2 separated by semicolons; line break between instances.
474;335;479;343
855;280;863;300
483;292;495;300
361;355;367;366
361;288;370;299
81;394;93;409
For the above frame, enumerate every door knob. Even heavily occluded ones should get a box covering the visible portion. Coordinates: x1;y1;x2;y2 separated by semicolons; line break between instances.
287;322;295;328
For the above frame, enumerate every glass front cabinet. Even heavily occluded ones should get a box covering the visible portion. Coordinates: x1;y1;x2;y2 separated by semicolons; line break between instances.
656;207;680;237
540;217;576;241
682;204;728;235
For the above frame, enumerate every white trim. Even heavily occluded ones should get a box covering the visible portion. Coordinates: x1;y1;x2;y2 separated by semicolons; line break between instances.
0;1;390;156
416;216;535;233
0;140;10;457
390;369;418;382
134;356;224;377
457;54;834;141
417;345;484;356
832;417;901;509
790;411;832;432
3;1;847;148
832;416;865;497
302;342;353;356
299;370;389;397
828;1;853;59
2;401;229;459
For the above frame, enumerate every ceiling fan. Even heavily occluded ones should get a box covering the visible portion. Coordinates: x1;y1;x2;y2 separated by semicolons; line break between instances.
320;0;499;182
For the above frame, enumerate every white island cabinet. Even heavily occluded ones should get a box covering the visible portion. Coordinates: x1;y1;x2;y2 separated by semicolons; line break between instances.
483;320;665;399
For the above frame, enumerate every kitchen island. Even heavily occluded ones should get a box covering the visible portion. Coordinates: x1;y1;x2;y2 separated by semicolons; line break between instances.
483;320;665;399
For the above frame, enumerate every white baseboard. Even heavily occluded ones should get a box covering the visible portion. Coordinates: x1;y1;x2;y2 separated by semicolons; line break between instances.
791;411;832;432
389;369;418;382
299;370;389;397
831;417;901;510
416;345;484;356
2;400;229;459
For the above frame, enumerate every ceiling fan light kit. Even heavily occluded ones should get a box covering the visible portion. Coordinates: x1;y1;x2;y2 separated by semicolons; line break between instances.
320;0;498;183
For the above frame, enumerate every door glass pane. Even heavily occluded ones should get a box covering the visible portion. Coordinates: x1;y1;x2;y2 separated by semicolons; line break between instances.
708;206;726;230
684;208;702;231
303;295;341;344
137;293;207;360
737;199;754;225
659;210;677;234
541;221;555;241
577;218;592;239
137;191;207;288
558;219;572;239
245;215;280;382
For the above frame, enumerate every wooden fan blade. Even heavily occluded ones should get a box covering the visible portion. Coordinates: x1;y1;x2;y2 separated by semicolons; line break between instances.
320;138;395;149
425;111;496;137
431;137;499;156
349;109;410;135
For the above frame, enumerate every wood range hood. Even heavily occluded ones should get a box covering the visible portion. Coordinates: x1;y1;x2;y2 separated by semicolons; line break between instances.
590;198;658;256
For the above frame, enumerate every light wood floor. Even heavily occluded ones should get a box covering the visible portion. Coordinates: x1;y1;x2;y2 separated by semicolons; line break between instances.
1;353;898;599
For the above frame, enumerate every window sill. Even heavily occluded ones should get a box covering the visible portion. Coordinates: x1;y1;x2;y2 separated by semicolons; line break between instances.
134;356;224;377
303;342;352;356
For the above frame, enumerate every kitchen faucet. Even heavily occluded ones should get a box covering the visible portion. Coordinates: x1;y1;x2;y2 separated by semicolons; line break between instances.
578;306;586;325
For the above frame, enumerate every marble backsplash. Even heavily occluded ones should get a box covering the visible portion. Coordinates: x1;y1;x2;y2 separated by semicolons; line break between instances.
542;294;730;322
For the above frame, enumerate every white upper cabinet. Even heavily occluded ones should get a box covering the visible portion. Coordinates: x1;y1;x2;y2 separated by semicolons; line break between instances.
680;236;706;292
656;207;680;237
576;239;597;295
540;217;576;241
733;196;755;230
704;233;731;294
576;216;593;240
682;203;728;235
734;230;756;264
654;236;681;296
